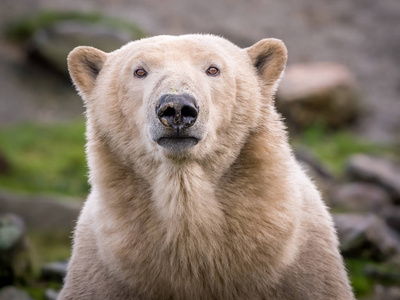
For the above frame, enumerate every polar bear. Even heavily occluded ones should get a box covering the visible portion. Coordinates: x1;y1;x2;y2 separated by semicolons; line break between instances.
59;34;354;300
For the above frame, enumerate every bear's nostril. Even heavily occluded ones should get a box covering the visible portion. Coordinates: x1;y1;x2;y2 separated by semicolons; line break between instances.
181;106;198;119
163;107;176;117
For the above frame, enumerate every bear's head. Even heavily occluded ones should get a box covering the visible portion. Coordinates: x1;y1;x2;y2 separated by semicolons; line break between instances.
68;34;287;172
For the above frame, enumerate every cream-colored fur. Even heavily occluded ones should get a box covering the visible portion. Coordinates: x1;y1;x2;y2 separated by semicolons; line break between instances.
59;34;354;300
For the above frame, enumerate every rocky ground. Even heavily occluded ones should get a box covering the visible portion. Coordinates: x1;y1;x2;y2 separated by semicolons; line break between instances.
1;0;400;142
2;151;400;299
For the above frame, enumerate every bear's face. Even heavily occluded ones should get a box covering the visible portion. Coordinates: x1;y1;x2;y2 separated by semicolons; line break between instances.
68;35;287;167
114;36;239;156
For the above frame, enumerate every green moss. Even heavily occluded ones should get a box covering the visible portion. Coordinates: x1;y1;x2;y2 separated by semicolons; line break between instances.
21;285;47;300
20;280;62;300
0;120;89;196
29;230;71;267
5;10;145;43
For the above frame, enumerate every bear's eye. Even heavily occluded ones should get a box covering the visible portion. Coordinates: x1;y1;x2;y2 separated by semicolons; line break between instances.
134;69;148;78
206;66;220;77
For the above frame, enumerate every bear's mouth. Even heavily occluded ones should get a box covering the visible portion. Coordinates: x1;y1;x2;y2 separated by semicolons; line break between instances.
157;137;198;151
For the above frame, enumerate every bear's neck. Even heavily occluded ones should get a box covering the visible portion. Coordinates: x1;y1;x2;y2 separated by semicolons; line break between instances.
150;161;226;242
89;121;297;247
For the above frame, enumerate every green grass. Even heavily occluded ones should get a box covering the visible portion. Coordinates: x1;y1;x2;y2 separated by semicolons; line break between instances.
1;121;397;196
345;258;375;297
5;10;145;43
0;120;88;196
345;258;400;298
291;125;398;176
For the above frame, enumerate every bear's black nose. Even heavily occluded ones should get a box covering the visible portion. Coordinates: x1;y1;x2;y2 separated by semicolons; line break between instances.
156;94;199;130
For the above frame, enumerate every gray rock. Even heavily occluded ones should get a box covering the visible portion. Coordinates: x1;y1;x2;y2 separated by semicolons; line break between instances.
0;286;32;300
276;62;359;128
44;288;59;300
0;190;82;232
294;147;336;206
294;147;334;181
294;147;335;201
41;261;68;282
334;213;400;260
0;214;32;287
30;21;137;75
364;264;400;284
346;154;400;202
380;206;400;235
299;162;334;203
330;183;392;212
369;285;400;300
0;214;24;250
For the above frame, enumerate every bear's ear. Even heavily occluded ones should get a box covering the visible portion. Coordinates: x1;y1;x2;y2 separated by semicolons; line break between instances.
246;38;287;88
67;46;107;97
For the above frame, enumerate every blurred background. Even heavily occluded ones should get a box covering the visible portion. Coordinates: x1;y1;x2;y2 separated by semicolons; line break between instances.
0;0;399;299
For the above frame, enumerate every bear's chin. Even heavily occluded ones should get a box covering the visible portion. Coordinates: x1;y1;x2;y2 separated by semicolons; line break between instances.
157;137;198;152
